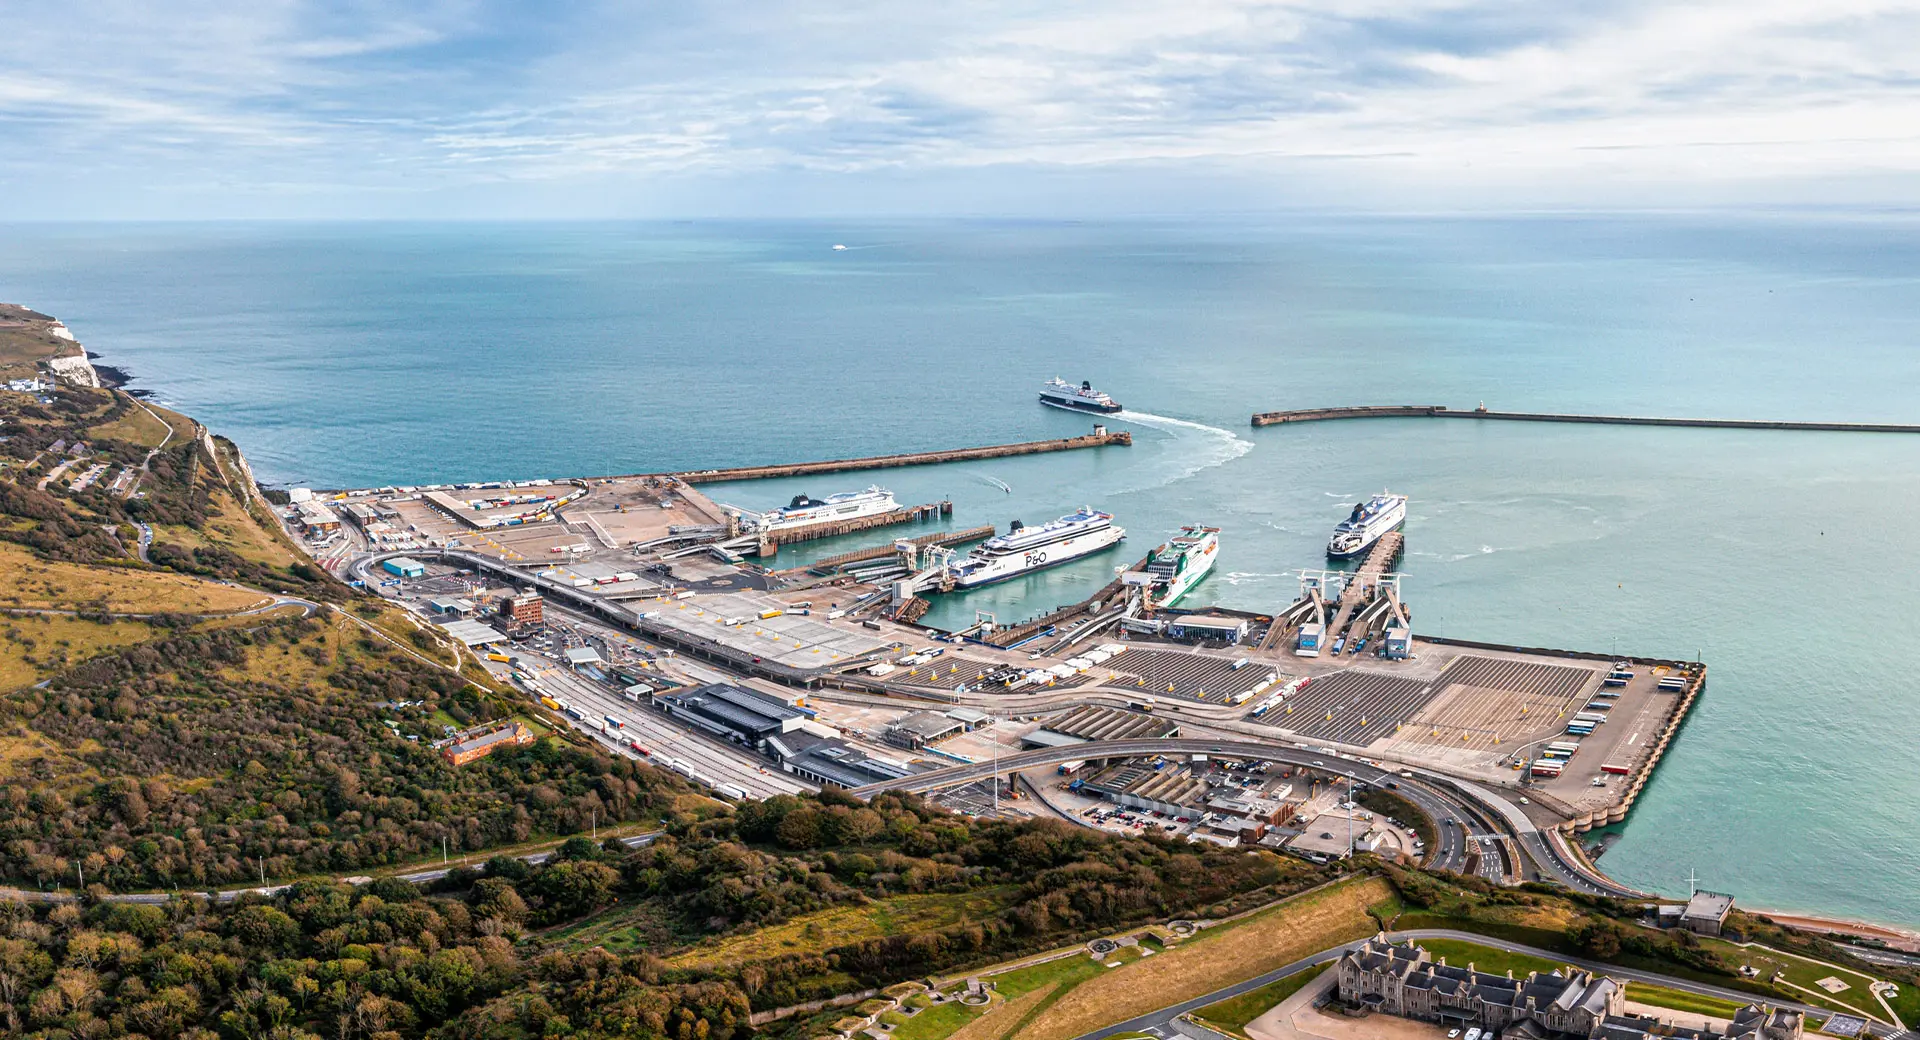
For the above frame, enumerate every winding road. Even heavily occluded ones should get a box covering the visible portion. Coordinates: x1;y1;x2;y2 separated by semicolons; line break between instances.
847;737;1637;897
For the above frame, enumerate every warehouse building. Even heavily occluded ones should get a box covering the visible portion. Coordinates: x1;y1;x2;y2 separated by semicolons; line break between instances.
884;711;966;749
656;683;807;747
382;557;426;578
1164;614;1250;644
776;734;920;788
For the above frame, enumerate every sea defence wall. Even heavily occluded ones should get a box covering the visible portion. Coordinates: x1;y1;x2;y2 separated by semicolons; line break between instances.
673;430;1132;483
1250;404;1920;433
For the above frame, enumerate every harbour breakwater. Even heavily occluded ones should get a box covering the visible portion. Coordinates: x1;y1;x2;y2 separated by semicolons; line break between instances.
671;429;1131;483
1250;404;1920;433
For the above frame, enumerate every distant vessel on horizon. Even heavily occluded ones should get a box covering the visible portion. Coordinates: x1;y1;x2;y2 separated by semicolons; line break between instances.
1039;377;1122;414
1327;491;1406;559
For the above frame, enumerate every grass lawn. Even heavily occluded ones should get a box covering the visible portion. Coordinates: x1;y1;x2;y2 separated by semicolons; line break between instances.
888;1000;979;1040
887;955;1109;1040
1015;876;1393;1040
1624;981;1748;1018
1191;962;1330;1036
1704;939;1896;1021
1412;938;1566;979
667;888;1016;970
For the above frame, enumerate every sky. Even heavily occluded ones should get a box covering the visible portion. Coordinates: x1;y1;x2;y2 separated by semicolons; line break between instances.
4;0;1920;218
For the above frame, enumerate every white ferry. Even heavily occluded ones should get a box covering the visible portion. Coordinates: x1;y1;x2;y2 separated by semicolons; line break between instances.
1327;491;1407;559
948;507;1125;588
1145;525;1219;606
1039;377;1122;414
729;486;897;533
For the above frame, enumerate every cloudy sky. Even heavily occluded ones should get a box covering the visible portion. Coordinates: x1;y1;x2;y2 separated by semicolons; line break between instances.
5;0;1920;217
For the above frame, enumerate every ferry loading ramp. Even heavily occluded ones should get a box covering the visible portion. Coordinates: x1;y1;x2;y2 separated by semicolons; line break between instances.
649;592;894;672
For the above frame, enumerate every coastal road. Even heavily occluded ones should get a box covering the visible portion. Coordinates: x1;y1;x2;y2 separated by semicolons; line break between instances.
0;831;663;906
1070;928;1893;1040
847;737;1637;894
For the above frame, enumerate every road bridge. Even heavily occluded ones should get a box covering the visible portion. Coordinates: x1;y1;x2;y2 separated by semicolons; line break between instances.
849;736;1643;896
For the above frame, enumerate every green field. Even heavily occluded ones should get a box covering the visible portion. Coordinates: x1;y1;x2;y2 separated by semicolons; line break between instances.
885;954;1110;1040
1190;962;1330;1036
1623;981;1749;1019
1411;938;1567;979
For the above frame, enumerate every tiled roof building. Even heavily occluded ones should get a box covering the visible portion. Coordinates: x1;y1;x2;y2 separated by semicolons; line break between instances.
1336;939;1801;1040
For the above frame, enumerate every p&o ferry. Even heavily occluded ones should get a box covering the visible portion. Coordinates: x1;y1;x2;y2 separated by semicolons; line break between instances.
729;486;897;533
1039;377;1123;414
948;507;1125;588
1145;525;1219;606
1326;491;1407;559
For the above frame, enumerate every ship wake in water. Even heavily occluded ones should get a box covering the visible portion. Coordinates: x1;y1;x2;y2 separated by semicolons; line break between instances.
1107;410;1254;491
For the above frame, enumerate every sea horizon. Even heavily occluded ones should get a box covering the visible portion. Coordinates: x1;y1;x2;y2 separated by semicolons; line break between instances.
6;212;1920;930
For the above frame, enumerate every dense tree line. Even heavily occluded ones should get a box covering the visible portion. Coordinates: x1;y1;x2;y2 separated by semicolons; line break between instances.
0;871;752;1040
0;619;688;889
0;784;1324;1040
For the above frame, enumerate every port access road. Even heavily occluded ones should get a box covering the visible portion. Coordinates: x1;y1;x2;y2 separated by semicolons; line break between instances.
849;737;1635;897
1069;929;1897;1040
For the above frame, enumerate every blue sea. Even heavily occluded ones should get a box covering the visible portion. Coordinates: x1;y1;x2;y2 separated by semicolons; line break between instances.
4;214;1920;929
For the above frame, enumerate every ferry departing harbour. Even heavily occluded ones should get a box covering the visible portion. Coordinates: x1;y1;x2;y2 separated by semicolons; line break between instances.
1039;377;1123;414
947;507;1125;588
1327;491;1407;559
1145;524;1219;606
727;486;897;533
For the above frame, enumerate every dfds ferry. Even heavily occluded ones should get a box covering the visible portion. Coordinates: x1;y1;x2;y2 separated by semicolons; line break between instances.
1327;491;1408;559
1039;378;1123;414
729;486;897;533
948;507;1125;588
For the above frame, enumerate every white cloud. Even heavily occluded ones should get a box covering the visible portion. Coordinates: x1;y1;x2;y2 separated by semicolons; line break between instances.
3;0;1920;216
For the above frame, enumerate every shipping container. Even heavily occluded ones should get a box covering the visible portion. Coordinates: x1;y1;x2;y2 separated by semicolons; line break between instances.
1600;763;1631;775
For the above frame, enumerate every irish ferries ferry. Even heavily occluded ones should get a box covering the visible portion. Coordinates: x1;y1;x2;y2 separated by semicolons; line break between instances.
729;486;897;533
1039;377;1123;414
1145;525;1219;606
1327;491;1407;559
948;507;1124;588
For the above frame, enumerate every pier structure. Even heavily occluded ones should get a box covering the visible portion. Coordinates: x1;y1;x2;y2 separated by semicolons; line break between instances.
737;499;953;555
1320;531;1406;652
1251;402;1920;432
803;525;995;575
673;429;1131;484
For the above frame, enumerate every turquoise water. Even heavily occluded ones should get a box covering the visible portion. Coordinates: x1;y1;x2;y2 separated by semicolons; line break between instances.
4;215;1919;927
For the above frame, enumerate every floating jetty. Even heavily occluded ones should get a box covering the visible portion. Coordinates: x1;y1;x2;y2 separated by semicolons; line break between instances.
675;430;1131;483
1251;403;1920;432
751;501;953;552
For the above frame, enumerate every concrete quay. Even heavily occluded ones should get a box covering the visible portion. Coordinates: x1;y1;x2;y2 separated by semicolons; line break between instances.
674;429;1131;483
1250;403;1920;432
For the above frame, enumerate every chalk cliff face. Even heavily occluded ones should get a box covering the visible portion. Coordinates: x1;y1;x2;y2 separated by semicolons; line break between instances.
46;351;102;387
0;304;102;387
